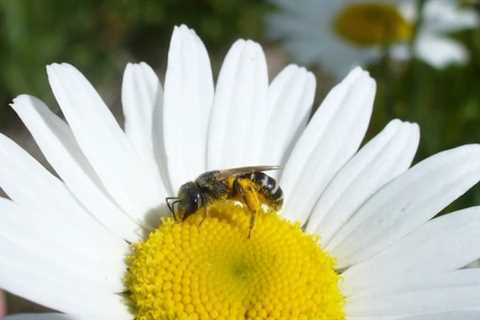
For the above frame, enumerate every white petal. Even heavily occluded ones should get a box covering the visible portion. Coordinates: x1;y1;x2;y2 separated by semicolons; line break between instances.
347;269;480;299
0;198;123;293
422;0;479;33
345;285;480;318
46;63;165;224
6;314;76;320
306;120;419;245
163;25;214;191
387;311;480;320
391;44;411;62
11;95;141;241
398;0;417;22
415;33;469;68
328;145;480;268
122;62;161;163
342;207;480;296
0;239;130;319
207;39;269;170
122;62;169;194
260;64;316;174
347;311;480;320
0;135;126;285
280;67;375;224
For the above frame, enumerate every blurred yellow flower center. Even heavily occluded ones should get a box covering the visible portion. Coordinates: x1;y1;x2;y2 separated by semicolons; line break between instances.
125;200;344;320
334;3;412;47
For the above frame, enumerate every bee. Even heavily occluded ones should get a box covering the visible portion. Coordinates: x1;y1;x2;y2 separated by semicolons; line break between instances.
166;166;283;237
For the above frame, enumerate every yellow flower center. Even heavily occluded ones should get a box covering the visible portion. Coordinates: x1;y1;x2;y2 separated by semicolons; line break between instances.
334;3;412;47
125;200;344;320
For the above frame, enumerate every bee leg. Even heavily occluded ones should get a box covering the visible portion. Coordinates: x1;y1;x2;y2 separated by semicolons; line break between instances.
166;197;180;222
234;178;261;239
248;210;257;239
198;205;209;226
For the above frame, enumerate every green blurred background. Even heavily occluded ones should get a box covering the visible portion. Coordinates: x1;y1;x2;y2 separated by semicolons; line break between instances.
1;0;480;314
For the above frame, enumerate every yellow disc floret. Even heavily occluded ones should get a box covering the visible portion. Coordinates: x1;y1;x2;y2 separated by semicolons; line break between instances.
334;3;412;47
125;200;344;320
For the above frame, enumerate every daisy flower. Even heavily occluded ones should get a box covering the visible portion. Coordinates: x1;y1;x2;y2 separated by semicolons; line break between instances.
266;0;479;78
266;0;412;77
393;0;480;68
2;24;480;320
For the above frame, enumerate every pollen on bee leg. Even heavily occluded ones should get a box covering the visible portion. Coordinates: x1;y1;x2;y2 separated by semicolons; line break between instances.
125;200;345;320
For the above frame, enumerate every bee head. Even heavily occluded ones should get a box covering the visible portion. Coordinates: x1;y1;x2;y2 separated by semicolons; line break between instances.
167;182;203;221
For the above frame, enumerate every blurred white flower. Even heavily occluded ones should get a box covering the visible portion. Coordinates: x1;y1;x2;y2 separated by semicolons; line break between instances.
393;0;479;68
267;0;412;77
267;0;479;78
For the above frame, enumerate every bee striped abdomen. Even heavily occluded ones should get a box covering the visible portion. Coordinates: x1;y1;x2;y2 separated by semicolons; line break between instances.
246;172;284;210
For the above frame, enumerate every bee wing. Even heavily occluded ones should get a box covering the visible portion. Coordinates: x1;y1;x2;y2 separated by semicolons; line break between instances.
214;165;281;180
